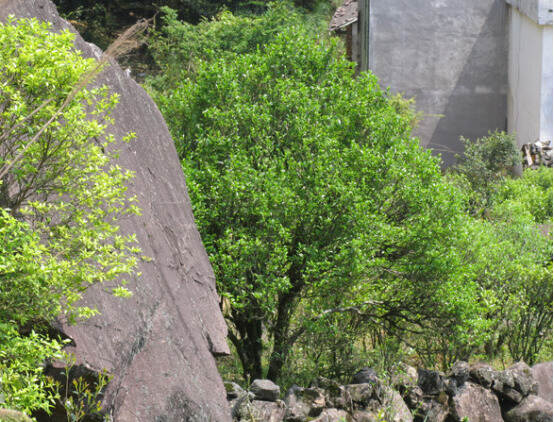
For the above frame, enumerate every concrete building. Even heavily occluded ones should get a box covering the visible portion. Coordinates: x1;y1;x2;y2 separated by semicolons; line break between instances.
331;0;553;165
506;0;553;148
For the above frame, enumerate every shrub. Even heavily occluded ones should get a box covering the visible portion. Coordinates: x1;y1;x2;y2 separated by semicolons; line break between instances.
0;17;138;414
450;131;520;215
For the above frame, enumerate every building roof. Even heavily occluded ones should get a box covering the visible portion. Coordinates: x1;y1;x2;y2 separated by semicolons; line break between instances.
329;0;358;31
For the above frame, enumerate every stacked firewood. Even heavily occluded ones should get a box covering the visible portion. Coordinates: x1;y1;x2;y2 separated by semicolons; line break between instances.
522;140;553;169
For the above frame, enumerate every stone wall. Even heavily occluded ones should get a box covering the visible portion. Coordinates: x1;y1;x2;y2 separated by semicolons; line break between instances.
226;362;553;421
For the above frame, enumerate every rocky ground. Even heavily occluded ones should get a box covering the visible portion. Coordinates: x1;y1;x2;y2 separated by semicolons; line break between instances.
226;361;553;422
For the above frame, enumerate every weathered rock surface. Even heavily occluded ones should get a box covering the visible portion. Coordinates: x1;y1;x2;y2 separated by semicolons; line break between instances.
233;397;286;422
382;387;413;422
532;362;553;404
0;1;230;420
0;409;33;422
451;382;503;422
504;395;553;422
251;379;281;401
312;408;352;422
352;367;380;385
225;381;246;400
284;385;326;421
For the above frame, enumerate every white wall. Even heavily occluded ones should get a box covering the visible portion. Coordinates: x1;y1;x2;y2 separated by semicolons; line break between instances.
507;2;553;146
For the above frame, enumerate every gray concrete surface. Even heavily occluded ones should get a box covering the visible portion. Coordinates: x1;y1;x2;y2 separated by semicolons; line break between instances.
364;0;509;165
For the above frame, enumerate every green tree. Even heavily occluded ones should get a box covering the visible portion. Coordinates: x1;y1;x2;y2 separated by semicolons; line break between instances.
157;25;475;382
0;17;138;414
148;2;329;90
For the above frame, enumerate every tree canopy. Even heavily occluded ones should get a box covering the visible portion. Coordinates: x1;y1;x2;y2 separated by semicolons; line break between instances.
155;22;481;381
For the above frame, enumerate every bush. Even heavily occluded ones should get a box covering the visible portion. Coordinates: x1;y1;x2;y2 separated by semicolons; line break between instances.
0;17;138;414
450;131;520;215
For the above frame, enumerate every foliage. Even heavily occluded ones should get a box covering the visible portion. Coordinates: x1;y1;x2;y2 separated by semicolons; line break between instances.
53;0;328;50
449;131;520;215
61;358;112;422
495;166;553;224
148;2;330;90
0;322;63;414
157;22;477;382
0;18;138;414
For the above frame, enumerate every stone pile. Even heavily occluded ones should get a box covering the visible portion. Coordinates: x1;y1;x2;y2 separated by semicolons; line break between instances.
226;361;552;422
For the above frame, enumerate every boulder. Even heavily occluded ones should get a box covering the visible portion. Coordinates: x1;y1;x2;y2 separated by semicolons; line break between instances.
418;369;446;395
233;397;286;422
382;387;413;422
0;1;230;420
311;377;352;410
508;362;540;398
504;394;553;422
532;362;552;404
0;409;33;422
352;367;379;385
225;382;245;400
284;386;326;421
250;379;280;402
449;361;470;386
470;363;496;389
311;408;353;422
450;382;503;422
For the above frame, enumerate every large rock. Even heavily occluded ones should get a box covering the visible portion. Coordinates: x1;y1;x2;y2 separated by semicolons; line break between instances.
504;394;553;422
0;1;230;420
382;387;413;422
532;362;553;404
418;368;446;395
450;382;503;422
284;385;326;421
250;379;281;402
311;377;352;410
493;362;539;406
0;409;33;422
311;408;353;422
233;397;286;422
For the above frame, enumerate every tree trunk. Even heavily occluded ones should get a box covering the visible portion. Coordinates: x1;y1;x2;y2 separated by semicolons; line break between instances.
266;272;304;381
229;313;264;382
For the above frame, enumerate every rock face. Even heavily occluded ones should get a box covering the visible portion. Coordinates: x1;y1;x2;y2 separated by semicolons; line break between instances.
451;382;503;422
0;1;230;420
504;395;553;422
532;362;553;404
250;379;281;402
